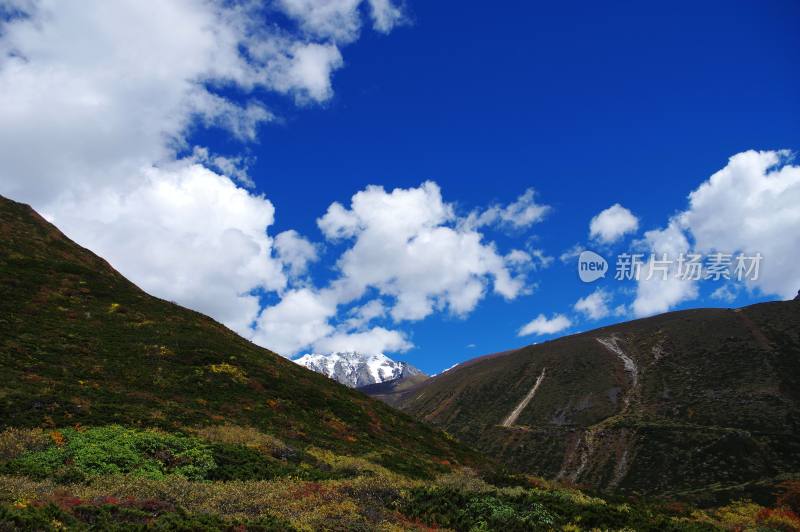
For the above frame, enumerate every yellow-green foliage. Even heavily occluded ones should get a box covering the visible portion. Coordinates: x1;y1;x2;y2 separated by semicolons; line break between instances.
433;467;493;493
0;474;416;531
689;499;800;531
207;362;248;383
716;500;763;525
306;447;396;479
193;424;289;458
0;475;57;504
0;428;50;461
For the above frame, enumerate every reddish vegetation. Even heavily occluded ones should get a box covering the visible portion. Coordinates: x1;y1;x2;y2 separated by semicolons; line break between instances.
777;480;800;514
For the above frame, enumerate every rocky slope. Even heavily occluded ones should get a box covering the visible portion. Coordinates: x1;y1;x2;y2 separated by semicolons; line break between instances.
294;351;425;388
395;301;800;503
358;373;430;407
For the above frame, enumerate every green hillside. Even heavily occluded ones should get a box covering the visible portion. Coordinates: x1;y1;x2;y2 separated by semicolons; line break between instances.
0;195;483;478
2;194;800;530
394;300;800;504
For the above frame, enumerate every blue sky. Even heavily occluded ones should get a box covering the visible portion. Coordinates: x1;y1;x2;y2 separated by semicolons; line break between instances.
1;1;799;374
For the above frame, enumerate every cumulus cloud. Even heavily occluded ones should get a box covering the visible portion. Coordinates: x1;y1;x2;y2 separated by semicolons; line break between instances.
48;162;287;335
277;0;406;42
462;188;550;231
683;150;800;299
313;326;412;354
367;0;406;32
250;181;543;356
252;288;337;356
253;288;408;357
589;203;639;244
277;0;363;43
274;229;319;278
190;147;255;188
632;150;800;316
266;42;344;104
518;313;572;337
0;1;539;360
574;288;613;320
632;220;698;317
343;299;387;330
0;0;403;346
317;181;531;322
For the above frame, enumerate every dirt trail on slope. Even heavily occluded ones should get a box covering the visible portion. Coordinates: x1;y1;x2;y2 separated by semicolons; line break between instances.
501;367;547;427
596;336;639;410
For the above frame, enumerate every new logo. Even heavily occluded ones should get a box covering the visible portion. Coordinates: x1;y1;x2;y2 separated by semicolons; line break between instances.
578;250;608;283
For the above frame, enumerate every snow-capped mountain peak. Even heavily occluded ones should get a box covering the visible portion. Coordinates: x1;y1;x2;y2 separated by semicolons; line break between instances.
293;351;424;388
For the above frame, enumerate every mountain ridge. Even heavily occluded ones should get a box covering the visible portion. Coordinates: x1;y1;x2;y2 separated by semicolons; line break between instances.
294;351;425;388
390;299;800;502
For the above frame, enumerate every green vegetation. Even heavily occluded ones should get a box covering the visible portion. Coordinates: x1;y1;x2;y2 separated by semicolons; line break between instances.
2;440;800;531
0;195;484;481
2;194;800;529
1;426;214;482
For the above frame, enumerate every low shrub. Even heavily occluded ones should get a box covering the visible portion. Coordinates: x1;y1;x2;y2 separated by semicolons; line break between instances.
193;424;294;460
401;486;714;531
207;443;294;481
776;479;800;514
433;467;493;493
306;447;393;479
1;425;214;482
0;501;294;531
0;428;51;461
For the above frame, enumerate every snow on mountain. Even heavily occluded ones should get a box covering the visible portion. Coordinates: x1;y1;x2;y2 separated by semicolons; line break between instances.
293;351;425;388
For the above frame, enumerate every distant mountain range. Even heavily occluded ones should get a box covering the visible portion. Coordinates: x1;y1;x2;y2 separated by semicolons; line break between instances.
377;300;800;502
293;351;426;388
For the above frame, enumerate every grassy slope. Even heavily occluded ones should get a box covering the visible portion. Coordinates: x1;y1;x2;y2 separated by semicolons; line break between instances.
3;195;800;529
396;300;800;502
0;195;483;478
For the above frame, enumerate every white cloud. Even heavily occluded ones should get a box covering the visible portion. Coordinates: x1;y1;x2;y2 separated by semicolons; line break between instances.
589;203;639;244
49;161;287;335
462;188;550;231
632;150;800;316
367;0;406;33
574;288;612;320
505;249;533;267
275;229;319;278
527;249;554;270
0;1;541;361
518;313;572;337
313;326;412;354
252;288;337;356
683;150;800;300
317;181;531;322
191;146;254;187
0;0;401;347
267;42;344;104
276;0;406;42
559;243;585;264
277;0;363;43
343;299;387;329
632;220;698;317
711;284;739;303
